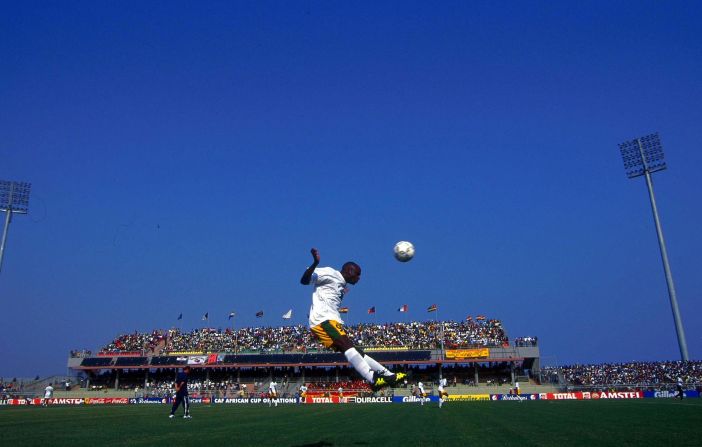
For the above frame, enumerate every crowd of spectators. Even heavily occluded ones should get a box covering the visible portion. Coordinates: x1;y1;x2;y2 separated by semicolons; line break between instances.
100;330;166;354
98;319;509;354
164;326;312;353
542;361;702;386
514;337;538;347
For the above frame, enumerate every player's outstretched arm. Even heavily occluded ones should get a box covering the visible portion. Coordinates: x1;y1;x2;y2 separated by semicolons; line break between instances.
300;248;320;285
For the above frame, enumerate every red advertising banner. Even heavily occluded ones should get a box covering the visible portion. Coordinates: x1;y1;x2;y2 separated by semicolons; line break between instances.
539;392;586;400
0;398;43;405
46;398;85;405
585;391;643;400
304;396;345;404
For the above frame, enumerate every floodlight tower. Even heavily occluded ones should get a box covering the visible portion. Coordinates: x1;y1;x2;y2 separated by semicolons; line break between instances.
0;180;32;275
618;133;688;361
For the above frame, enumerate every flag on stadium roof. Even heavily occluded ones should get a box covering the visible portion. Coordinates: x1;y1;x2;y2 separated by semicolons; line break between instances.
466;315;472;321
339;306;349;313
228;312;236;320
177;313;182;320
367;306;376;314
202;312;209;321
476;315;486;320
398;304;408;312
256;310;264;318
282;309;292;319
427;304;437;312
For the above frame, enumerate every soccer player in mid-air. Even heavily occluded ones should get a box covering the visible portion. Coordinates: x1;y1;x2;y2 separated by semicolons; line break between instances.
169;366;191;419
300;248;406;391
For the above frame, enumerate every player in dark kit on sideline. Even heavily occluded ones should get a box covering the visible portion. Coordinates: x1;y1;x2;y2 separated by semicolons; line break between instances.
300;248;407;391
169;366;191;419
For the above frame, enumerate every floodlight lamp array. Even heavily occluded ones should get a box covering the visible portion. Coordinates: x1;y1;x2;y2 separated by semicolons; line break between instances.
619;133;666;179
0;181;32;213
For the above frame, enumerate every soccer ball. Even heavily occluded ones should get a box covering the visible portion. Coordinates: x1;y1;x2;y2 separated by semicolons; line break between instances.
393;241;415;262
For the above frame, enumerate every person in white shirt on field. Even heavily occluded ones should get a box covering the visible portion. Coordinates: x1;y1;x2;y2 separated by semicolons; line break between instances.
338;386;345;403
438;377;449;408
43;384;54;407
300;248;406;392
269;380;278;407
417;382;426;406
299;384;308;404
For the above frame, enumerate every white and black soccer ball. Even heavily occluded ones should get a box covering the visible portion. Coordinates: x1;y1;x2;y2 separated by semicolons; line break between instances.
393;241;415;262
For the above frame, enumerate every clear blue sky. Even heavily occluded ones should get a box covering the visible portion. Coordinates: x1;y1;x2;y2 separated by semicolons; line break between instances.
1;1;701;377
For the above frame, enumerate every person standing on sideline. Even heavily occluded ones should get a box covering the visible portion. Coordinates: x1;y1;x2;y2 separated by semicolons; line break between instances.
300;248;406;391
676;377;684;400
169;366;191;419
42;384;54;407
515;381;520;395
438;377;449;408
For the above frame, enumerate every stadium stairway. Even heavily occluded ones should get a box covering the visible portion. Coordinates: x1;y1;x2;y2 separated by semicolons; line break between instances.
14;375;76;395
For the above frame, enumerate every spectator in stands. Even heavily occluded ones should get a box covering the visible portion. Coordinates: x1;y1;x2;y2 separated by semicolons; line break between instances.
542;361;702;388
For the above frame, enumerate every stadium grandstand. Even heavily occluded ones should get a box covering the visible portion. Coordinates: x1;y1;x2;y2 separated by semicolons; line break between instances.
57;318;541;399
4;317;698;401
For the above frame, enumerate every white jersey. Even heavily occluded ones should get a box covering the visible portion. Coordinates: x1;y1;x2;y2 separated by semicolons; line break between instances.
269;381;278;394
299;385;308;393
438;378;447;391
44;385;54;398
308;267;347;327
417;382;425;394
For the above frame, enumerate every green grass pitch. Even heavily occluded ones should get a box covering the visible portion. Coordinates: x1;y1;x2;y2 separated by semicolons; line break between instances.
2;400;701;446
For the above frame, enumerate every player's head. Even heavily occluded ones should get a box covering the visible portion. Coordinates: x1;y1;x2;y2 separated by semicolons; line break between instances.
341;262;361;284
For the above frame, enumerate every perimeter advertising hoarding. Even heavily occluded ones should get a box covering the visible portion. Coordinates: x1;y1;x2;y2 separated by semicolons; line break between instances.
490;394;539;401
129;397;169;404
643;390;700;399
84;397;129;405
213;397;299;404
46;398;85;405
446;394;490;401
303;396;393;404
538;391;643;400
0;398;43;405
392;396;439;403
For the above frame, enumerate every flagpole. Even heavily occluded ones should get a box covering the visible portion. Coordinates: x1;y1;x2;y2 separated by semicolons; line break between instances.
232;312;239;355
437;306;444;380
